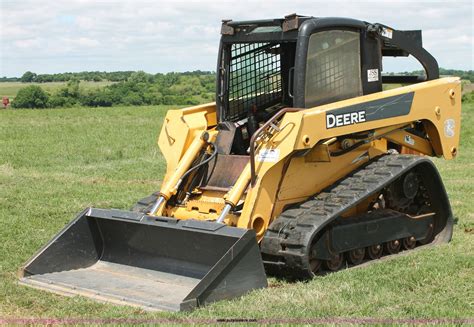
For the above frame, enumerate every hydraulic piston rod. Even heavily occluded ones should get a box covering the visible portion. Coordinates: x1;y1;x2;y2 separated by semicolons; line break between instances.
149;131;209;216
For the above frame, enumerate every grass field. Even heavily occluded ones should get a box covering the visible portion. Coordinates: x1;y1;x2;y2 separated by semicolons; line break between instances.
0;103;472;322
0;81;114;99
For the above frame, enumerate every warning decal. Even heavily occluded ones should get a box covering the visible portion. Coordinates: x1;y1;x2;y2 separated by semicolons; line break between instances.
381;27;393;39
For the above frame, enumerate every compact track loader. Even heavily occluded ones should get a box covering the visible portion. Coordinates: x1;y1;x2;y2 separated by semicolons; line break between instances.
20;15;461;311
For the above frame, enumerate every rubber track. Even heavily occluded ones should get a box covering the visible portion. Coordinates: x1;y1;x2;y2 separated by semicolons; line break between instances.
260;154;431;278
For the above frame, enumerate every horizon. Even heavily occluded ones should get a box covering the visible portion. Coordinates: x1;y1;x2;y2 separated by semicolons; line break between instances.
2;67;473;80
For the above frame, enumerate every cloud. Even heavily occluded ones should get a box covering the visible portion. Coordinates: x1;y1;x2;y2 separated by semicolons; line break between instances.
75;37;100;47
14;38;41;49
0;0;472;76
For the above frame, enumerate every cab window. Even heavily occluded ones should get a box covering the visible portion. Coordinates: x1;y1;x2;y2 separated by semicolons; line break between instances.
305;30;362;107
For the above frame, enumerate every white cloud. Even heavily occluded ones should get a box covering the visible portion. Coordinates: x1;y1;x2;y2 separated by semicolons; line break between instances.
0;0;472;76
75;16;96;30
13;38;41;49
75;37;100;47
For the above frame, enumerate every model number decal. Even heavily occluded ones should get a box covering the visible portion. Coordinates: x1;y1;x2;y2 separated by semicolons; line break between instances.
326;111;366;129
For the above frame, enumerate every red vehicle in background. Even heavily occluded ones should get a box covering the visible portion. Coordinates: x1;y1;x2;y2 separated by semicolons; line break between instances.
2;97;9;108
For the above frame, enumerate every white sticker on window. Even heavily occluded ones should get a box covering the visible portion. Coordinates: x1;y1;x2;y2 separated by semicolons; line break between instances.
367;69;379;82
444;119;455;138
257;149;280;162
381;27;393;39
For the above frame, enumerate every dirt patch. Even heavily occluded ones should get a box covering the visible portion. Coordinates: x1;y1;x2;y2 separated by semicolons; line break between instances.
462;83;474;95
0;163;14;176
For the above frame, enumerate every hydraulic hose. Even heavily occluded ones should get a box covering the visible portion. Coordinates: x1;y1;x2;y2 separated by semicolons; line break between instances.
179;142;217;183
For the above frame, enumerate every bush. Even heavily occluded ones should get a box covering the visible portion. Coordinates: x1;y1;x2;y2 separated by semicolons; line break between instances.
462;91;474;103
12;85;49;108
79;89;114;107
48;94;75;108
121;93;144;106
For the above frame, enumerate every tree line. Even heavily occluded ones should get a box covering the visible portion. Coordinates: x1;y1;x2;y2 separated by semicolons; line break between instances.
1;70;214;83
6;68;473;109
384;68;474;82
11;71;216;109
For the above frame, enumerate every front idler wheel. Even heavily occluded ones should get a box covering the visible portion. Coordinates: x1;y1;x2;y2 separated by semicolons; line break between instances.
309;245;322;274
384;239;401;254
346;248;365;265
418;223;435;245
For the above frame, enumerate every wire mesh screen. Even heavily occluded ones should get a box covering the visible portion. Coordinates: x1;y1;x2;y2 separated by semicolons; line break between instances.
226;43;282;121
305;30;362;107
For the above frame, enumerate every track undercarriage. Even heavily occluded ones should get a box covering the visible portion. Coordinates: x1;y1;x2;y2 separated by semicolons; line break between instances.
261;154;453;278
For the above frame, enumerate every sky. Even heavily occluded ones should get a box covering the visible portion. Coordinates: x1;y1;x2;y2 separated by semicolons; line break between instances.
0;0;472;77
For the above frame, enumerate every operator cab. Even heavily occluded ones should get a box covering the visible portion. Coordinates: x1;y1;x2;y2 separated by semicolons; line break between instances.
215;14;439;155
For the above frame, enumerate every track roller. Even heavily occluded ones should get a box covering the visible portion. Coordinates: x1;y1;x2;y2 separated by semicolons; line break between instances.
384;239;401;254
324;254;344;271
402;236;416;250
346;248;365;265
367;244;383;260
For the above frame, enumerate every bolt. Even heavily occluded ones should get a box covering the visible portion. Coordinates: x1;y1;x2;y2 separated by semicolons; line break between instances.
394;240;400;246
451;147;457;157
302;135;310;146
341;138;353;149
410;236;416;242
449;89;455;99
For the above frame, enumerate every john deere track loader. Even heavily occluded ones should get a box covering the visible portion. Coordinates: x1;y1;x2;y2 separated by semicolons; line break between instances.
20;15;461;311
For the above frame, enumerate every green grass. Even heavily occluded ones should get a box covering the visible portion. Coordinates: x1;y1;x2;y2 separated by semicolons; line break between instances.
0;81;114;99
0;104;473;322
